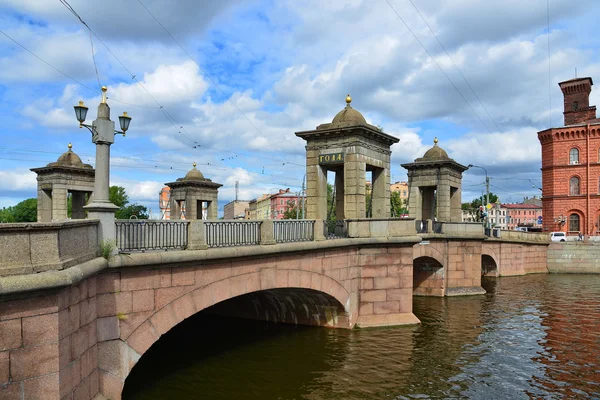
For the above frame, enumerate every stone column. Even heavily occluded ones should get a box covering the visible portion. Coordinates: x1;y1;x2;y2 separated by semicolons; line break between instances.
84;99;119;243
306;164;327;220
344;156;366;219
51;187;68;220
437;183;451;221
408;183;422;219
37;188;52;222
450;186;462;222
371;166;388;218
207;195;219;220
335;169;345;220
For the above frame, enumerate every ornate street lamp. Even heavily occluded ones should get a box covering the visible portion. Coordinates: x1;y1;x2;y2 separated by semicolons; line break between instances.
72;86;132;243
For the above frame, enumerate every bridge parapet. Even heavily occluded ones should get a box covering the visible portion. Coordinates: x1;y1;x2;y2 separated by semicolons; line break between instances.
489;229;550;244
0;219;99;276
347;218;417;238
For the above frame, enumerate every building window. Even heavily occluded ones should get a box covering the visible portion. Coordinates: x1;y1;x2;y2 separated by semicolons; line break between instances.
569;148;579;164
569;213;580;232
570;176;580;195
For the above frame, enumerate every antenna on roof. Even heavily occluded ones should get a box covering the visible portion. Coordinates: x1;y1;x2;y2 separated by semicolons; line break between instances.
575;67;578;78
235;180;239;201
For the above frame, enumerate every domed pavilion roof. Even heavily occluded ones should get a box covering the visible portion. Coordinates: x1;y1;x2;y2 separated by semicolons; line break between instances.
182;163;206;181
330;94;367;126
48;143;92;169
420;138;450;161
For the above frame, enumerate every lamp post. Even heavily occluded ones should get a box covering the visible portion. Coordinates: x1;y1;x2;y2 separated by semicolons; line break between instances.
468;164;490;229
73;86;132;243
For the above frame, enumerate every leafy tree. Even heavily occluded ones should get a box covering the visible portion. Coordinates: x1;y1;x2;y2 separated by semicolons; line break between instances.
0;198;38;223
391;191;408;217
110;186;148;219
0;207;15;223
282;200;301;219
462;192;499;222
110;186;129;208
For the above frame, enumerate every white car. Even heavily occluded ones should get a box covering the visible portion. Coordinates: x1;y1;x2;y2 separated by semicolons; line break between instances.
550;232;566;242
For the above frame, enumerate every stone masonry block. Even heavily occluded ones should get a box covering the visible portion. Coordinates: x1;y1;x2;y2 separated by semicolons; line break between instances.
10;342;59;381
23;313;58;347
0;319;22;351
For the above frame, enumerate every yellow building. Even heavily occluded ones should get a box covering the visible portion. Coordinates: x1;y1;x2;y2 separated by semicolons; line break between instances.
390;181;409;201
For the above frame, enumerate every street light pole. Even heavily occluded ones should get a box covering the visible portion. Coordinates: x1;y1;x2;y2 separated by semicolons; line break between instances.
73;86;132;244
468;164;490;228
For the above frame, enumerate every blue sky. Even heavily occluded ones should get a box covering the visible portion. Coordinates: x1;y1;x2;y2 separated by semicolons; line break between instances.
2;0;600;216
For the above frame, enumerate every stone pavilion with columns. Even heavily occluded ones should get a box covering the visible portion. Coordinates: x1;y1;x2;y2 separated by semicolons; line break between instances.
295;95;399;220
401;138;467;222
30;143;95;222
165;163;222;220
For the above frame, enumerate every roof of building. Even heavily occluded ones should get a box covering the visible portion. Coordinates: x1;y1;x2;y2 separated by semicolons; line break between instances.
501;203;542;209
330;95;367;127
49;143;93;169
415;137;451;161
182;163;206;181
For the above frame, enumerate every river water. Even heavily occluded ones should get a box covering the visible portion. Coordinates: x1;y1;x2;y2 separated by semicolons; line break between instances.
123;274;600;399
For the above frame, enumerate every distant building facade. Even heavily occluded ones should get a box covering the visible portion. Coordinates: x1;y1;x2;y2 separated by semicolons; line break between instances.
538;77;600;235
390;181;409;201
159;186;171;220
223;200;250;220
504;203;542;230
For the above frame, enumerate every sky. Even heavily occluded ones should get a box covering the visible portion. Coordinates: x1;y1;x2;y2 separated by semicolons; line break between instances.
2;0;600;217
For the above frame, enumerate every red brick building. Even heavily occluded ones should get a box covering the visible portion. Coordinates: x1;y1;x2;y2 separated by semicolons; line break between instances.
538;77;600;235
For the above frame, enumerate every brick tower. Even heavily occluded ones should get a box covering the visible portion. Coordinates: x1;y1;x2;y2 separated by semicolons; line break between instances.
538;77;600;236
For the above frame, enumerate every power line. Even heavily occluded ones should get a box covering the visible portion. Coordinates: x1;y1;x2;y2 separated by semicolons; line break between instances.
135;0;280;153
58;0;198;147
406;0;504;137
0;29;97;94
0;29;157;109
384;0;495;139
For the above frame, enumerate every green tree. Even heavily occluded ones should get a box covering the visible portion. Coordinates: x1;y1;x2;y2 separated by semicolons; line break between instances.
0;198;38;222
109;186;129;208
110;186;149;219
390;191;408;217
462;192;499;222
282;200;301;219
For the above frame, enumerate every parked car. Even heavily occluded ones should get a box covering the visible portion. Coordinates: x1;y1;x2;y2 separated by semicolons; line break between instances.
550;232;566;242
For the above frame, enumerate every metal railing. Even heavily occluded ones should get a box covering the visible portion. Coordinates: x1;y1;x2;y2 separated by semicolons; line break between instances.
273;220;314;243
416;219;428;233
115;220;189;252
432;221;443;234
204;220;261;248
324;220;348;239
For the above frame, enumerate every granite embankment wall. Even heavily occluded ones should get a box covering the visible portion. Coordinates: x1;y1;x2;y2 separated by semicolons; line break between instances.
547;242;600;273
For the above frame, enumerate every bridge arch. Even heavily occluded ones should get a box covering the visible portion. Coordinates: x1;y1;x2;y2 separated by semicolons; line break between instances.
412;243;446;267
481;244;500;277
105;268;355;399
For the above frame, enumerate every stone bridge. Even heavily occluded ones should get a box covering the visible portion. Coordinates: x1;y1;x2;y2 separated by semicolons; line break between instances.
0;219;549;400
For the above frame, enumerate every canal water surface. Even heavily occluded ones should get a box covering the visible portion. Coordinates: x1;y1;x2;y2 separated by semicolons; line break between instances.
123;274;600;399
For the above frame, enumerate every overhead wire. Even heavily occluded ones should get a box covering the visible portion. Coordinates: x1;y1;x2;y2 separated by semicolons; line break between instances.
58;0;198;147
406;0;504;139
135;0;281;153
56;0;306;171
384;0;495;140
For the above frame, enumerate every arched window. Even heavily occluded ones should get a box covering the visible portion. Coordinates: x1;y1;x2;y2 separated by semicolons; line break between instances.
570;176;580;195
573;101;579;111
569;213;580;232
570;148;579;164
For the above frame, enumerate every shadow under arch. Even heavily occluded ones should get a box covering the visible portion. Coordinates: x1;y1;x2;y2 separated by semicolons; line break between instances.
112;269;355;399
481;254;498;277
413;256;445;296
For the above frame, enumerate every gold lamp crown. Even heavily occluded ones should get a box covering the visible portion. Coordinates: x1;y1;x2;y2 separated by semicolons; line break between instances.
345;94;352;105
193;162;197;168
68;143;72;150
434;137;439;144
